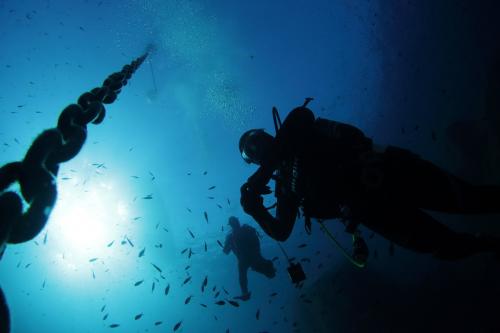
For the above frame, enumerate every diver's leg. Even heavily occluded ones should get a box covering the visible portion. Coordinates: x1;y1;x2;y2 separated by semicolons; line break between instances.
362;205;500;260
384;147;500;214
250;256;276;279
238;261;249;295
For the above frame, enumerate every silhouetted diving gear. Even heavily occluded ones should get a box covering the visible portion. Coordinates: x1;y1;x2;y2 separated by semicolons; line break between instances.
240;100;500;261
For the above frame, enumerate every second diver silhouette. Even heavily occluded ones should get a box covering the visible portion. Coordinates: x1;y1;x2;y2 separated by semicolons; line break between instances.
223;216;276;300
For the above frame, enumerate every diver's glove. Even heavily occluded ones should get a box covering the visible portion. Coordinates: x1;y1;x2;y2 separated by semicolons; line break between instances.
352;232;369;266
240;182;264;215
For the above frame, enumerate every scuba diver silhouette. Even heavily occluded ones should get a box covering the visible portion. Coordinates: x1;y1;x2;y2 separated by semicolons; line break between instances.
223;216;276;300
239;98;500;261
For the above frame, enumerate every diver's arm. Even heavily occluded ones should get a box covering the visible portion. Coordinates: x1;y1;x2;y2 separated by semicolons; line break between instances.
241;183;299;242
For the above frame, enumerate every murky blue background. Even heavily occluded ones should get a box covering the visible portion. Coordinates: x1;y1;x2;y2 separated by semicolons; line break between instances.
1;1;500;332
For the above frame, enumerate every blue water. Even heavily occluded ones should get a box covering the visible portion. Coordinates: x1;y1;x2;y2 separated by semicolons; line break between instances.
1;1;500;332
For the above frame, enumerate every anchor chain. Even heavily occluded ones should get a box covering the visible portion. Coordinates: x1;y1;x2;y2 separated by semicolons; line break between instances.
0;51;149;255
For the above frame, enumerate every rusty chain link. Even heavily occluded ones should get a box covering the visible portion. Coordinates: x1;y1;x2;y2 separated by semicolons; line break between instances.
0;48;151;333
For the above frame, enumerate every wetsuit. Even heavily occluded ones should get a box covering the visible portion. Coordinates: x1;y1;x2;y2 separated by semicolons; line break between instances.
223;224;276;295
241;106;500;259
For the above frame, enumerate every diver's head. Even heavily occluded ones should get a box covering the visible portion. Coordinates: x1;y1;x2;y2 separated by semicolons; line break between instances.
228;216;240;229
239;129;275;166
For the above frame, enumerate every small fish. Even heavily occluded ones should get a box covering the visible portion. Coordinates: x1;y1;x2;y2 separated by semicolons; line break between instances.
227;198;231;206
201;276;208;292
155;223;159;229
107;240;114;247
134;313;143;320
152;282;155;292
256;309;260;320
204;241;207;252
109;324;120;328
203;171;207;175
185;265;191;271
184;295;193;304
187;229;195;239
186;208;192;213
188;248;193;259
101;305;106;312
126;237;134;247
200;303;207;308
182;276;192;286
297;243;307;248
89;258;98;262
102;314;108;320
215;300;225;305
208;186;216;190
162;227;169;233
204;211;208;223
187;172;191;176
138;248;145;257
142;194;153;200
227;299;239;307
151;263;162;273
131;175;140;179
214;291;220;298
42;280;46;289
43;232;48;244
173;321;182;331
154;321;162;326
164;284;170;295
79;26;85;31
133;216;141;221
216;204;222;209
25;263;31;268
207;196;214;199
149;171;155;181
181;248;188;254
217;240;223;248
222;287;229;295
134;280;144;286
269;292;278;297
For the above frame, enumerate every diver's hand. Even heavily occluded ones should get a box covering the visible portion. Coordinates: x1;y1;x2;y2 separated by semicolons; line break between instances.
240;183;264;214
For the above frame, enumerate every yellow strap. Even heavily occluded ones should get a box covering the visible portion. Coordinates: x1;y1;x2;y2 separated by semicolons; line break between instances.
318;221;366;268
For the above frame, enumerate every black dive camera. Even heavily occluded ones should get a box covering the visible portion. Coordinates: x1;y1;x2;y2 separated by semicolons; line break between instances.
287;261;306;285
